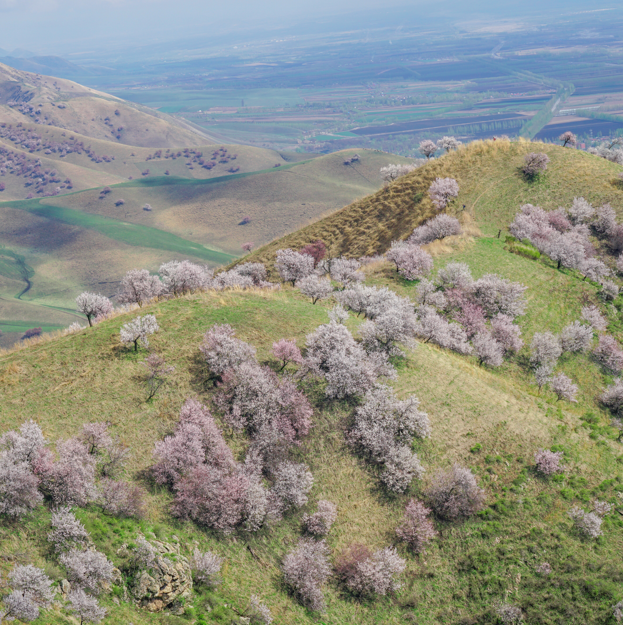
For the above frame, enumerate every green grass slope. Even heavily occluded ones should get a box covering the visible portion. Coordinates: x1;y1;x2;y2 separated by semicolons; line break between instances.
2;226;623;623
0;148;411;345
244;139;623;267
49;149;410;256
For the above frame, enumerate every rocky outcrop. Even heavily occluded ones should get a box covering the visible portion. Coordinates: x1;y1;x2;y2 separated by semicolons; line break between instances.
131;539;193;613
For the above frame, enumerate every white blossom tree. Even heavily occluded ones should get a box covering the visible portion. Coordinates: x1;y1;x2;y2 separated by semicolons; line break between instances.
120;315;159;351
76;293;113;327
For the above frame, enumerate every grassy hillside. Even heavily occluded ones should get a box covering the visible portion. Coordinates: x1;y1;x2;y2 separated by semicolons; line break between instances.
0;122;309;201
0;62;209;148
1;230;623;624
0;148;410;347
49;149;407;255
244;139;623;267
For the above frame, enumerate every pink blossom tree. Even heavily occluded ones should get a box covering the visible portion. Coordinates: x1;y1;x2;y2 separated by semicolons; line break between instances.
386;243;433;280
523;152;550;177
117;269;162;307
199;324;256;382
396;499;437;553
418;140;437;159
302;500;337;536
272;339;303;371
282;539;331;612
275;249;314;285
425;464;486;520
428;177;459;210
559;131;577;147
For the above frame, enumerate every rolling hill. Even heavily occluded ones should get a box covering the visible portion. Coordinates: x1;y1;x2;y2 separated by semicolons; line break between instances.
1;140;623;624
0;148;413;347
0;62;209;148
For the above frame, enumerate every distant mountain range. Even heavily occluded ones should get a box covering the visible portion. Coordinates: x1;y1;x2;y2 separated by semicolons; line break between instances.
0;55;84;77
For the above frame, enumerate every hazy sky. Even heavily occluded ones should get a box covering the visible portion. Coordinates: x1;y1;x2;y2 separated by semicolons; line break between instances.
0;0;611;54
0;0;424;52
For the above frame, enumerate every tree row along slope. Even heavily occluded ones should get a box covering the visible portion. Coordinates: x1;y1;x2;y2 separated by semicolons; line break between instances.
0;120;306;201
244;139;623;270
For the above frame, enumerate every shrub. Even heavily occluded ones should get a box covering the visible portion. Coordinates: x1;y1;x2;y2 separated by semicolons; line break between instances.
172;464;249;533
429;177;459;210
359;301;418;357
491;314;523;353
568;506;602;538
437;261;473;290
343;547;405;597
153;398;234;484
473;331;504;367
302;500;337;536
98;479;146;518
425;464;485;520
215;363;312;446
380;163;417;183
48;507;89;553
120;315;159;351
396;499;437;553
34;438;97;507
496;603;524;624
246;595;273;625
534;449;564;476
59;548;115;594
415;306;472;355
67;588;107;624
304;320;392;399
471;274;527;318
9;564;54;607
601;378;623;414
282;539;331;612
568;197;595;224
191;548;223;587
329;257;364;288
409;213;462;246
437;136;461;152
159;260;211;295
535;562;552;576
1;591;40;621
523;152;549;177
350;385;428;492
335;543;371;584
